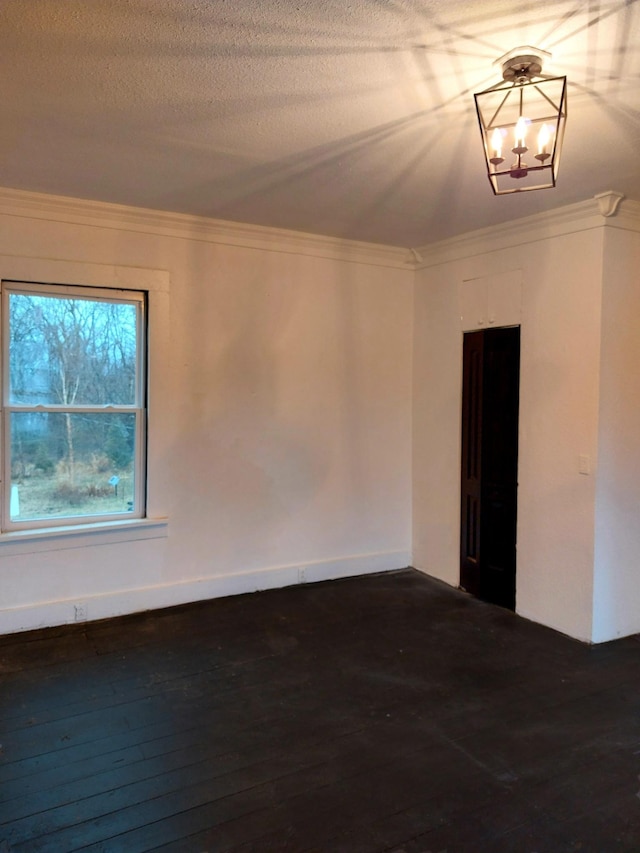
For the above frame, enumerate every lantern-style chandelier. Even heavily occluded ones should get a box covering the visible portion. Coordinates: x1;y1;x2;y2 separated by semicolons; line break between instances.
474;47;567;195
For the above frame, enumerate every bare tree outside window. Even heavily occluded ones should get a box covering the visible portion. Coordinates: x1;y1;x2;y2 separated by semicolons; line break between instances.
4;284;145;527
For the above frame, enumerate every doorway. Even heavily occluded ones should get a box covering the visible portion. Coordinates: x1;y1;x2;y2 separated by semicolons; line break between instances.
460;326;520;610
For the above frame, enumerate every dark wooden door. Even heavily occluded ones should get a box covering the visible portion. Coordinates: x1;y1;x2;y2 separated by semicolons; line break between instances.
460;326;520;610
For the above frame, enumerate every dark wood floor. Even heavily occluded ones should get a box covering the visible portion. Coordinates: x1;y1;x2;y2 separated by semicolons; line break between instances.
1;569;640;852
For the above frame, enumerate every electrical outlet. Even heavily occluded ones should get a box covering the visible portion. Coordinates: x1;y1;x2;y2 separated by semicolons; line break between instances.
74;602;88;622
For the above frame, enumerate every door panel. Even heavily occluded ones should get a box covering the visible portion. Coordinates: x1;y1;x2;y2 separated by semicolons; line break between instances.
460;331;484;599
460;327;520;610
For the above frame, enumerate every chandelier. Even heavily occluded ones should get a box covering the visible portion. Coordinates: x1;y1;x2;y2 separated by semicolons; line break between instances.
474;47;567;195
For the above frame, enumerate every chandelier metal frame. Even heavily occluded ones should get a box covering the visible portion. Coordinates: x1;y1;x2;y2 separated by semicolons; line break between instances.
474;47;567;195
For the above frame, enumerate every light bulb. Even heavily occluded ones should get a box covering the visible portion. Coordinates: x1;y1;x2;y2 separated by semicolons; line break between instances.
490;128;503;159
535;123;554;162
514;116;528;150
538;123;551;155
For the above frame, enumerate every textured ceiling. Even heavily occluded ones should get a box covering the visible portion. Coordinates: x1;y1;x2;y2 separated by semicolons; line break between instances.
0;0;639;247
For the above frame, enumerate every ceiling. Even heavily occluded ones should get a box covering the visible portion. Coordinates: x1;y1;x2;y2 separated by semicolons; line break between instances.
0;0;639;248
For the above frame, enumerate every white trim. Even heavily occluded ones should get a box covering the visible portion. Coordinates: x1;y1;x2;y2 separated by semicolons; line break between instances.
0;549;409;635
414;195;640;269
1;279;147;531
0;255;169;293
0;255;171;527
0;516;168;557
605;199;640;234
0;187;411;271
2;187;637;273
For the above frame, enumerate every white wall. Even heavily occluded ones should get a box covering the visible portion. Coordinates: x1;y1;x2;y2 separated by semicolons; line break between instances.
0;194;413;634
413;223;604;642
4;190;640;645
593;226;640;642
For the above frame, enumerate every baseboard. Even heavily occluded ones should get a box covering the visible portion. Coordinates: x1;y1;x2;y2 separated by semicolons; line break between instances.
0;549;410;635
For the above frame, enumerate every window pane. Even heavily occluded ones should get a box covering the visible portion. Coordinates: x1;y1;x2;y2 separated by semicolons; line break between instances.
9;292;139;406
10;412;137;522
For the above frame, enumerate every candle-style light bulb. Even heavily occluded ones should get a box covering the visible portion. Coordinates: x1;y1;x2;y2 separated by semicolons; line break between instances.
489;127;504;165
535;123;553;162
513;116;528;155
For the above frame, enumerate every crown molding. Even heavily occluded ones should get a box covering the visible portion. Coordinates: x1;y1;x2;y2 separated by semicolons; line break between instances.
413;193;640;270
604;197;640;234
0;187;412;271
2;187;638;273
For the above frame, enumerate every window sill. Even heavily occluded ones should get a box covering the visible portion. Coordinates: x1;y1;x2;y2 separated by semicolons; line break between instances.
0;517;168;556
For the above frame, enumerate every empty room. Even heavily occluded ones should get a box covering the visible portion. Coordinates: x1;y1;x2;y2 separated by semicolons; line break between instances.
2;1;640;851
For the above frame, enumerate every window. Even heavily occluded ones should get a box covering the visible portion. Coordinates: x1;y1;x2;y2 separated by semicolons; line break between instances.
2;281;146;531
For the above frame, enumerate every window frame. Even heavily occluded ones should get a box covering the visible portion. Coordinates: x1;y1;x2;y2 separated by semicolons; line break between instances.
1;280;148;532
